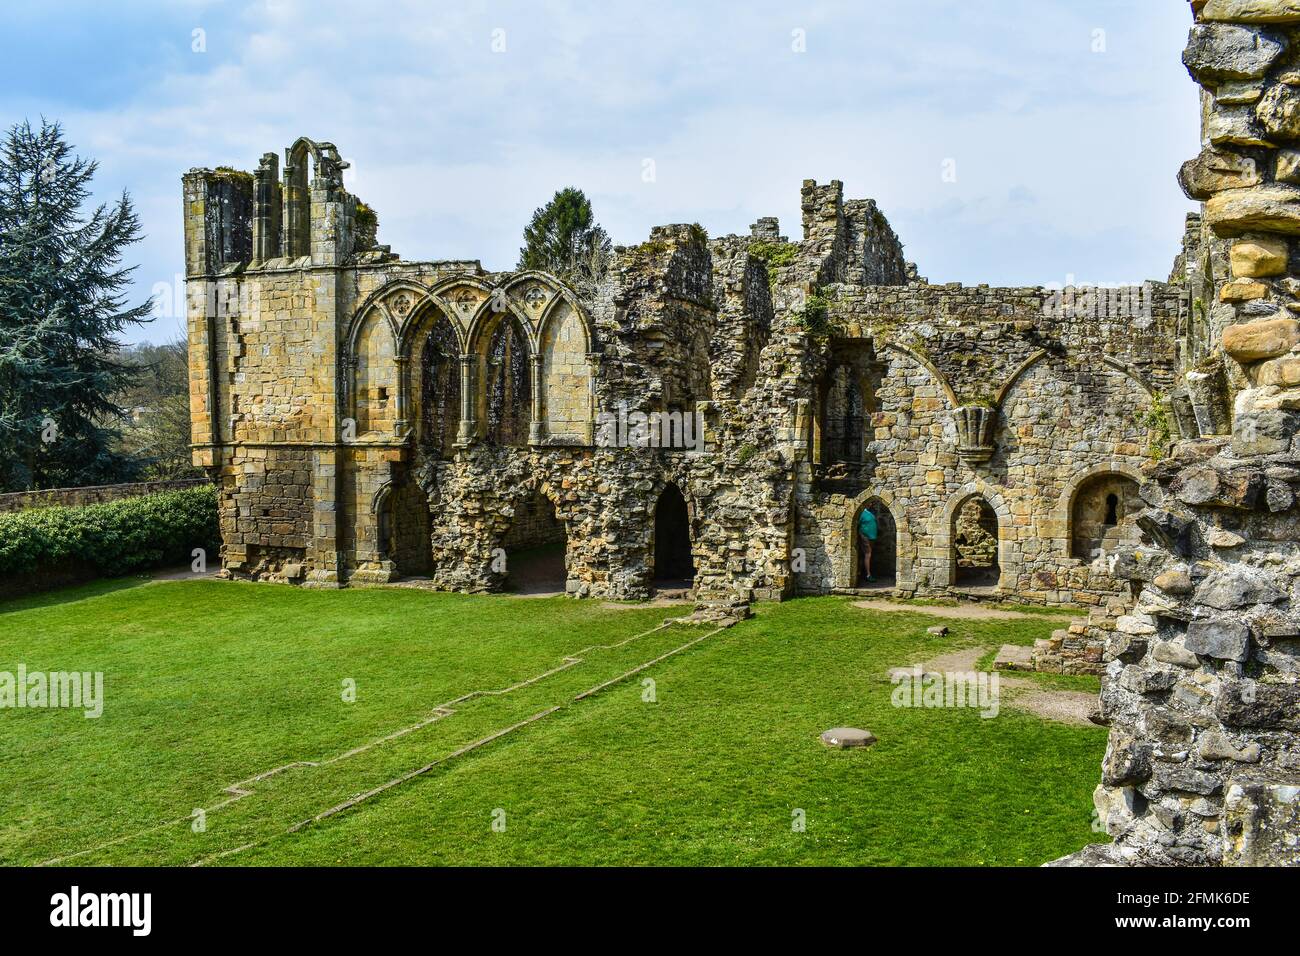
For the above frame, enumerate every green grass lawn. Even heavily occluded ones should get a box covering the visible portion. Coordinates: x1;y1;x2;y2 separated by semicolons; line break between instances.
0;578;1107;866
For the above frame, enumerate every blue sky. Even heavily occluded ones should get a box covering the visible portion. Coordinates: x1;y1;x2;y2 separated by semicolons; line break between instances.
1;0;1201;345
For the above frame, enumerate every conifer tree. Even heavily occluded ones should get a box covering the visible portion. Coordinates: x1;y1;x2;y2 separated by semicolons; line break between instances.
0;119;151;491
517;187;612;297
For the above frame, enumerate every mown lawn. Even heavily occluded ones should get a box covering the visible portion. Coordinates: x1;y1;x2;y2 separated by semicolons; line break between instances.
0;578;1106;866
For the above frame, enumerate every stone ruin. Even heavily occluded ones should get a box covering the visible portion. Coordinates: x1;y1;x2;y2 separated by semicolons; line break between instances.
1053;0;1300;868
183;0;1300;867
185;163;1182;627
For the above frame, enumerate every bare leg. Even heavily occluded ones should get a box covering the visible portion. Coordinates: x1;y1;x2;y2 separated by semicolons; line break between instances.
864;538;873;580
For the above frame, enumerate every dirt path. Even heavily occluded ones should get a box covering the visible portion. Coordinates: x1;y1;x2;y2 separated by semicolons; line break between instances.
889;645;1098;727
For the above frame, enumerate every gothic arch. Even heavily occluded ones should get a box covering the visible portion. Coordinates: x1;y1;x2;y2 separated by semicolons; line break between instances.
932;481;1015;590
393;300;463;455
846;486;912;588
501;270;586;331
396;291;468;358
371;480;395;563
349;306;399;436
464;286;540;357
993;349;1051;408
994;348;1158;411
536;297;595;443
650;479;698;586
282;137;321;258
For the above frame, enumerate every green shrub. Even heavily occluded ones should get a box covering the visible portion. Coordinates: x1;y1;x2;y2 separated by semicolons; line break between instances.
748;240;798;286
0;485;219;577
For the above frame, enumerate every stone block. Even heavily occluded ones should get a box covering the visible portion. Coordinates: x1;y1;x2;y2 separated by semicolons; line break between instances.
1201;0;1300;23
1222;774;1300;866
1219;278;1269;300
1257;355;1300;385
1229;237;1288;277
1184;22;1286;81
1205;185;1300;235
1223;316;1300;361
1277;148;1300;183
1181;148;1263;200
1217;680;1300;729
1185;618;1252;660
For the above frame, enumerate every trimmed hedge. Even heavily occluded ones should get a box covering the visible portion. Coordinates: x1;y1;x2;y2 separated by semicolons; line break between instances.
0;485;219;578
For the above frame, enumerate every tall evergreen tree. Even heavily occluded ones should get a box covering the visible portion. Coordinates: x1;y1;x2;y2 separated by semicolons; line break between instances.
0;119;150;491
517;187;612;297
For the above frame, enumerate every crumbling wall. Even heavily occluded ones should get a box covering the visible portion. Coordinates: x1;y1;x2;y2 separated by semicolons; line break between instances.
1057;0;1300;868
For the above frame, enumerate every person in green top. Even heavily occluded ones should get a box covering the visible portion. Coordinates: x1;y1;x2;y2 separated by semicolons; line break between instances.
857;506;878;584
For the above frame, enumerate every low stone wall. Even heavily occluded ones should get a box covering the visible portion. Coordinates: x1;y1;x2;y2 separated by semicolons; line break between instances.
0;479;209;513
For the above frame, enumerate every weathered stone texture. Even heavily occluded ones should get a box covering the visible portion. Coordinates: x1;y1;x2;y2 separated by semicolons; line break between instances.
1057;0;1300;868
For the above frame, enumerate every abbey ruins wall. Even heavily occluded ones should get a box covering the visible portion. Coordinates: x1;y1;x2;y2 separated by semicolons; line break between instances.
187;121;1199;644
177;0;1300;871
1056;0;1300;868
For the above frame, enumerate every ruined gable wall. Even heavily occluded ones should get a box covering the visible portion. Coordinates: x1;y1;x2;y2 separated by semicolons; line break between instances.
413;225;795;606
791;278;1182;609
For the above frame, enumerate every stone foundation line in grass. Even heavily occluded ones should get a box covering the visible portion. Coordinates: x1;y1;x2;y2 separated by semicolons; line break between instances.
39;617;713;867
211;624;726;866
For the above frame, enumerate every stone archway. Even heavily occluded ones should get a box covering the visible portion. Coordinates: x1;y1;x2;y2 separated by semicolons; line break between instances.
501;488;567;594
1070;472;1142;561
652;483;695;586
952;495;1000;588
484;316;532;448
852;496;897;587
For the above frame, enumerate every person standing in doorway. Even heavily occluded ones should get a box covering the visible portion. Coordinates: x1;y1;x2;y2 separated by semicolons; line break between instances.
858;506;878;584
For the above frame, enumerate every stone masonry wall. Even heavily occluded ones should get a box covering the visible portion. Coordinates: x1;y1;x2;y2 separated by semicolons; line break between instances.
188;136;1183;624
0;479;209;513
1058;0;1300;868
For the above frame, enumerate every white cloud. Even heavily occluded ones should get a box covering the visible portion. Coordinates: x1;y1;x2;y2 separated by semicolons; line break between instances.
0;0;1201;343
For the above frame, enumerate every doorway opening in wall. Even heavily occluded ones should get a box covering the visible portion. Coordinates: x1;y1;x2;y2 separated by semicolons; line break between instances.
953;496;1000;590
502;490;567;595
384;473;432;578
653;483;695;594
1071;473;1141;561
853;497;896;590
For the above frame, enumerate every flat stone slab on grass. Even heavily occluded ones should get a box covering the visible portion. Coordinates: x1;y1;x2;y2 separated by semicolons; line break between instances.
820;727;877;749
852;599;1053;621
993;644;1034;671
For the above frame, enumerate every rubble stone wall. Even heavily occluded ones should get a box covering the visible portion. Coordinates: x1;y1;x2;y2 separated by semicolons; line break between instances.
1057;0;1300;868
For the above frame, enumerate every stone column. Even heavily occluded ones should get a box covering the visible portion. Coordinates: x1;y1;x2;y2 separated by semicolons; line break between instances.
251;152;280;264
393;356;409;437
1055;0;1300;868
457;353;477;445
529;354;544;444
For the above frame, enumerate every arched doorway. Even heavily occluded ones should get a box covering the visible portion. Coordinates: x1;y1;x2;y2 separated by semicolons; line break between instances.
953;496;1000;588
501;490;566;594
1071;473;1141;560
853;497;896;587
653;483;695;588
